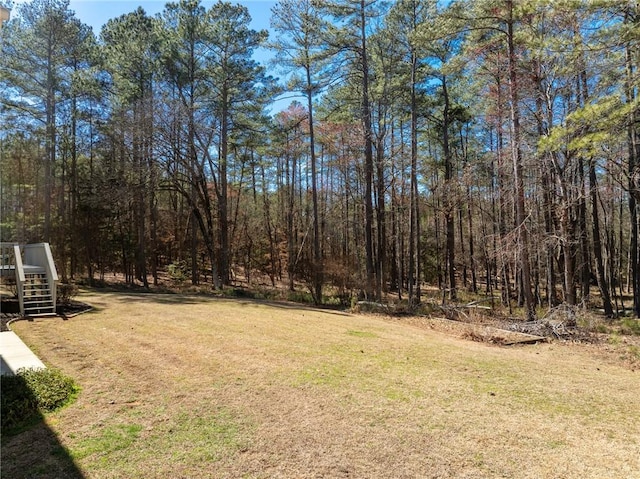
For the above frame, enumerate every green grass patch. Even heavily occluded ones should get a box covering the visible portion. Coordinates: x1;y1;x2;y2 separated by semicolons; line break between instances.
166;409;248;464
293;342;429;403
296;360;349;388
72;424;143;461
66;408;251;476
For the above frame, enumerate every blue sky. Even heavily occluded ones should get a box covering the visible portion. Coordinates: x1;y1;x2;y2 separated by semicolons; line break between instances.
9;0;276;31
65;0;276;33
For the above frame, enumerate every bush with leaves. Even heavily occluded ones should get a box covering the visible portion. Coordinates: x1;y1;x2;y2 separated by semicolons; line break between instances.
1;368;79;432
56;283;79;306
167;261;189;283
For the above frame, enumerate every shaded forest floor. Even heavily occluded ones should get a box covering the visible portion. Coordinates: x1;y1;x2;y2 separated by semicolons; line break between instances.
2;289;639;478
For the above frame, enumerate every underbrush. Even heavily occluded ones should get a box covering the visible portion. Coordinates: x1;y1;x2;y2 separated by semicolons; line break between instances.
578;315;640;336
1;368;79;433
621;318;640;335
56;282;79;305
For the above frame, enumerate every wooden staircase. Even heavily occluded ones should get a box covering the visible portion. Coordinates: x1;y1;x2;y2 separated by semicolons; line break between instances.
22;270;56;316
1;242;58;317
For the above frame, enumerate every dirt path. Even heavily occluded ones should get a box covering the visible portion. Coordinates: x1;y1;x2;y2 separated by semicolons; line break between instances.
3;290;640;478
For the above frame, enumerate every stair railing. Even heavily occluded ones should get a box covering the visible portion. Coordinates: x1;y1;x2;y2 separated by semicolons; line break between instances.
13;244;25;316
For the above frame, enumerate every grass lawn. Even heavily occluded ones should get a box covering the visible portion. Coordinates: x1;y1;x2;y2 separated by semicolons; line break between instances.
2;289;640;478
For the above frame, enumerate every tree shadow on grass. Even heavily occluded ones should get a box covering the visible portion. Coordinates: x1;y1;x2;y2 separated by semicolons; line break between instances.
1;374;85;479
77;285;356;322
238;297;354;317
110;292;214;305
103;289;354;317
1;421;85;479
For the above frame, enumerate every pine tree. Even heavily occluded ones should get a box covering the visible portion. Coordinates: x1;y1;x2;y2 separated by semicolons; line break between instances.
270;0;333;303
0;0;92;244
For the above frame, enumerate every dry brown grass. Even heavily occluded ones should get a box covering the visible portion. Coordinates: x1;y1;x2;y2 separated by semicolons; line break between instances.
3;289;640;478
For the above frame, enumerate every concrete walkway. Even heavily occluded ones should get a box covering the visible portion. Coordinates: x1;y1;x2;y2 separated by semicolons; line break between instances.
0;330;46;375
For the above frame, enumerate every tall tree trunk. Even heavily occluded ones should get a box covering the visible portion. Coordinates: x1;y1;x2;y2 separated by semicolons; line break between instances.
506;0;535;320
45;52;55;243
306;67;323;304
376;130;386;300
287;139;297;291
135;101;148;289
625;12;640;315
133;83;149;289
589;158;614;317
188;36;199;286
69;89;78;281
578;157;590;301
574;53;614;315
359;0;375;300
458;206;467;288
494;78;511;310
409;36;420;306
560;188;577;305
442;76;456;301
219;83;230;286
534;63;557;309
261;164;277;287
467;187;478;294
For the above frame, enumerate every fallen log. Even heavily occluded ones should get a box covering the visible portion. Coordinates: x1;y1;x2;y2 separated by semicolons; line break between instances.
428;316;547;346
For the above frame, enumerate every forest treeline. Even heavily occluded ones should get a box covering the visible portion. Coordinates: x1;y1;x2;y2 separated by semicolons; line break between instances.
1;0;639;318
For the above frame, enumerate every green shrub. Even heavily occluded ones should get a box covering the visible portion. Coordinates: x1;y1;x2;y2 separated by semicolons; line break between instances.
1;368;79;432
57;283;79;305
0;375;37;431
167;261;189;282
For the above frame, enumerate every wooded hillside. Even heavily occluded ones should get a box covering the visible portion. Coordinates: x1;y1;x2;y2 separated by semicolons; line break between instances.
1;0;639;318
